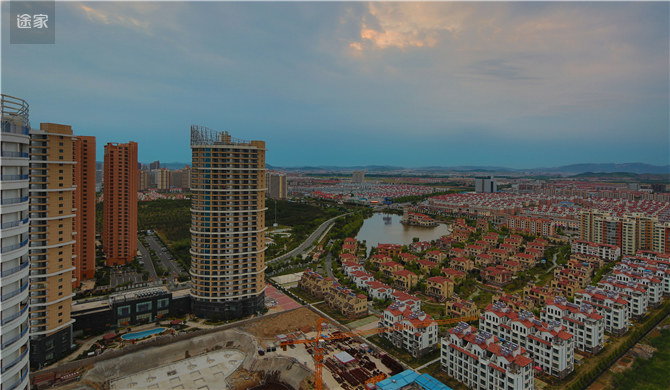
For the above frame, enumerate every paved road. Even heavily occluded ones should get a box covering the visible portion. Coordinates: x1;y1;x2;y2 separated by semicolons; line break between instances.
145;235;184;276
324;252;335;279
269;213;351;264
137;239;158;281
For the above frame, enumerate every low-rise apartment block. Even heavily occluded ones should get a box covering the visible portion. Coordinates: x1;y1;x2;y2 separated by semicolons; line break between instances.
441;323;534;390
572;240;621;262
380;303;438;357
492;292;532;311
574;286;630;336
391;291;421;312
542;297;605;354
481;302;574;378
366;280;394;300
598;276;649;319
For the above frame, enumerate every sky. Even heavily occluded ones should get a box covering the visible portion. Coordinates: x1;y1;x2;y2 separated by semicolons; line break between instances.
2;1;668;169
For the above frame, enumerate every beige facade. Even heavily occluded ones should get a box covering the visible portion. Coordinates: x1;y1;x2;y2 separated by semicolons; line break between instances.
324;283;367;318
29;123;76;366
425;276;454;300
189;126;267;318
298;269;334;298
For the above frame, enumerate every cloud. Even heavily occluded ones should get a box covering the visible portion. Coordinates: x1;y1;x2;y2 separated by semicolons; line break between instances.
350;3;464;51
78;4;151;32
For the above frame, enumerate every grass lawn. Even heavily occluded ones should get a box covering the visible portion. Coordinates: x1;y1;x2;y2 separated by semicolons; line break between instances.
288;287;322;304
367;334;441;368
421;301;445;318
419;361;469;390
314;302;363;324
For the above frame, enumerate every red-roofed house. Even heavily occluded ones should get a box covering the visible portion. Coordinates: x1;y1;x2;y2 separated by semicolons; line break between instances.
392;269;419;291
451;257;475;272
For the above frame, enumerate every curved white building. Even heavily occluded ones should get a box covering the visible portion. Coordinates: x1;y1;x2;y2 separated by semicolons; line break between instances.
1;94;31;390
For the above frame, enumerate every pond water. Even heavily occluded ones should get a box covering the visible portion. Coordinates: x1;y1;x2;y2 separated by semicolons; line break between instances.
355;213;450;255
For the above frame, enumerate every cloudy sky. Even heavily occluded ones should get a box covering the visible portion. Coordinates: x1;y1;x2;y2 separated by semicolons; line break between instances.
2;1;668;168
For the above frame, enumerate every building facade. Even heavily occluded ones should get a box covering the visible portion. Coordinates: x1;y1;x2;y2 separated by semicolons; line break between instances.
542;297;605;355
102;142;138;266
380;303;438;358
265;171;287;200
481;302;574;378
28;123;77;368
0;94;31;390
189;126;267;318
73;136;96;288
441;323;534;390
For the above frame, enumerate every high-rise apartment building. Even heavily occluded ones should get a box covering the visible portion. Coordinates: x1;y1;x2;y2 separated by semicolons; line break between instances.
149;160;160;170
1;94;31;390
474;176;497;193
154;168;170;190
622;213;656;255
266;171;287;199
652;222;670;255
189;126;267;318
138;170;150;191
103;142;138;266
352;170;365;183
73;136;96;288
580;210;661;256
28;123;76;368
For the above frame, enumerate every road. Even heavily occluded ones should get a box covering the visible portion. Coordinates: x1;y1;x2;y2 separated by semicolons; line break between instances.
324;252;335;279
269;213;351;264
145;234;185;276
137;239;158;280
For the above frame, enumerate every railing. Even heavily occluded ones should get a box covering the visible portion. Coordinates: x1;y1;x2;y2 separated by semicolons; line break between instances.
1;347;29;374
0;261;29;278
0;218;29;230
0;196;29;206
1;305;28;326
1;95;29;122
1;326;29;349
6;367;29;390
0;239;28;254
0;151;28;158
0;174;29;181
0;282;28;302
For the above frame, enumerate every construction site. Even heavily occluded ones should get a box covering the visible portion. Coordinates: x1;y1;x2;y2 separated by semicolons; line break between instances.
30;306;412;390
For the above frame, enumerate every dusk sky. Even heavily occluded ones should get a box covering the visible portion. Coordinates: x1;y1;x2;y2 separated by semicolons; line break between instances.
2;1;668;168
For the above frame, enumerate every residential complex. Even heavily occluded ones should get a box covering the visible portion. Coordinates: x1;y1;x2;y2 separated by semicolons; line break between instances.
480;302;574;378
441;323;534;390
73;136;96;287
1;94;31;390
189;126;267;318
102;141;138;266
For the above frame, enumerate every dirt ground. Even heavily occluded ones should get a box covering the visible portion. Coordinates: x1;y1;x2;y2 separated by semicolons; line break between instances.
241;307;325;339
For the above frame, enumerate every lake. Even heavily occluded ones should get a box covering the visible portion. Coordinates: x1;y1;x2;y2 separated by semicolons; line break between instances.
355;213;450;255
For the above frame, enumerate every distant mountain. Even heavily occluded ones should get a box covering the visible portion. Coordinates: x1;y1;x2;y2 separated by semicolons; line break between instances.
139;162;668;175
538;163;669;175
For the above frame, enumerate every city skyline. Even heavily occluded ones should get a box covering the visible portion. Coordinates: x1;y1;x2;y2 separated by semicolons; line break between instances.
2;2;668;168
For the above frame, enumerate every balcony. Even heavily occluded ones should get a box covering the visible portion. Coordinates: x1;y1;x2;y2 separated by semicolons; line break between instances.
0;218;29;230
1;281;28;302
1;326;29;350
1;304;28;326
0;196;29;206
0;151;28;158
1;239;28;254
1;347;29;374
0;261;29;278
0;174;28;182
